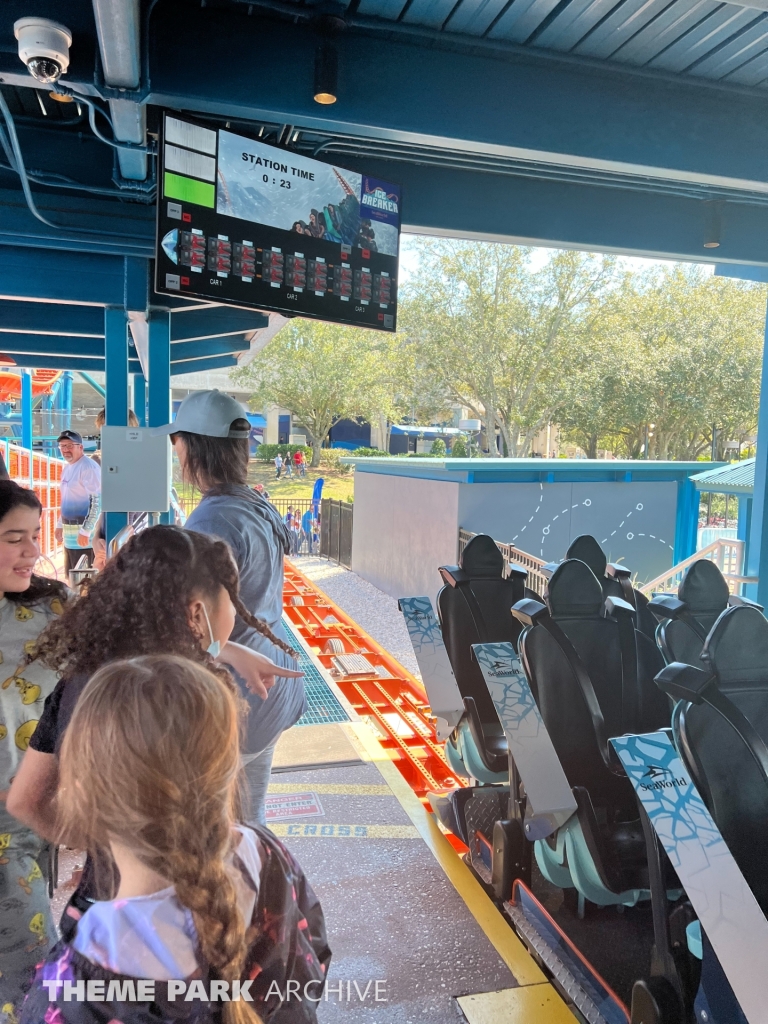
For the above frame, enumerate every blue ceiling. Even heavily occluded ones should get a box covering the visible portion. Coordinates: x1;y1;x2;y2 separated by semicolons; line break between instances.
0;0;767;376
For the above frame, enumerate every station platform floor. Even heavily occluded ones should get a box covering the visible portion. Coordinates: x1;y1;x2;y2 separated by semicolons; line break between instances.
269;721;573;1024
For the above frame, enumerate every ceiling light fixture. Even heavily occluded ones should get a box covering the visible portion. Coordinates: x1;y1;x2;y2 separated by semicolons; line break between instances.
703;200;722;249
314;42;338;105
312;8;345;106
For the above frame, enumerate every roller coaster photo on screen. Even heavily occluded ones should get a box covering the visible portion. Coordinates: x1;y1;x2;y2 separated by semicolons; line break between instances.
156;113;400;332
217;132;400;259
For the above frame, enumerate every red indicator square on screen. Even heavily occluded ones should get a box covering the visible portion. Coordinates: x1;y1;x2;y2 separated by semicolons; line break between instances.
181;276;190;286
182;213;192;223
362;249;371;259
378;314;384;321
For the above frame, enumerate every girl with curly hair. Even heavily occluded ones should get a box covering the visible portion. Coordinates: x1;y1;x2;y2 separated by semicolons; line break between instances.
7;525;302;869
20;655;330;1024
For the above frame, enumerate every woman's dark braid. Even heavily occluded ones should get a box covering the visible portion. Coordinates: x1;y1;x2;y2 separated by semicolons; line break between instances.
208;541;298;659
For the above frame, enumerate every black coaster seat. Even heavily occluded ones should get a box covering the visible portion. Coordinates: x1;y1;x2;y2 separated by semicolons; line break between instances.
515;558;670;897
566;534;657;641
436;534;527;777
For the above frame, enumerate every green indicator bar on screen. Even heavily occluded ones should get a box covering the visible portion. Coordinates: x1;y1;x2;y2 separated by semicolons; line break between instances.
163;171;215;208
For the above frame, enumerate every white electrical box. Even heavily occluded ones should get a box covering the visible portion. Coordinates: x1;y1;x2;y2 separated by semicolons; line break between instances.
101;426;170;513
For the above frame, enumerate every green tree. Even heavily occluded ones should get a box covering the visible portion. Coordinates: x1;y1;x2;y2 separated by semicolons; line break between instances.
232;319;387;466
402;241;617;456
560;266;765;460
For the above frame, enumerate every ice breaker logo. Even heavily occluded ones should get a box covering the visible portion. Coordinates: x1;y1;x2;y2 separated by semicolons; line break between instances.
639;765;687;791
362;185;398;215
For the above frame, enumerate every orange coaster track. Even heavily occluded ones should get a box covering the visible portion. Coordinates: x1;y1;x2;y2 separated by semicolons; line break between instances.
283;560;467;805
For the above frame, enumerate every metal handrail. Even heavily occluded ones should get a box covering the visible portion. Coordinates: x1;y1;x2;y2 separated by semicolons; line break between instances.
639;538;756;596
458;528;550;596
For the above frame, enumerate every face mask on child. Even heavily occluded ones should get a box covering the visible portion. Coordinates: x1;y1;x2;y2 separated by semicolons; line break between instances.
201;604;221;658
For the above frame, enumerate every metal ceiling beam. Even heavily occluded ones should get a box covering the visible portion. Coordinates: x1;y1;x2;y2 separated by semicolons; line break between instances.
0;335;104;357
0;300;269;340
170;355;240;376
171;308;270;341
0;302;104;336
0;189;154;259
145;5;768;194
91;0;147;180
170;337;250;362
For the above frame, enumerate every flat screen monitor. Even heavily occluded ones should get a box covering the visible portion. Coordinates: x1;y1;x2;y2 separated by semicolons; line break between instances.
155;113;400;332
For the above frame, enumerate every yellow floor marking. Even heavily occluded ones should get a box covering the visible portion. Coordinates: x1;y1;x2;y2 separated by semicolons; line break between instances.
268;783;392;796
343;721;547;988
457;985;573;1024
271;823;420;839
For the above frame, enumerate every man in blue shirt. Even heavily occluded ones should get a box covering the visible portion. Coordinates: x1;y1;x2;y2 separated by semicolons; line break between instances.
54;430;101;582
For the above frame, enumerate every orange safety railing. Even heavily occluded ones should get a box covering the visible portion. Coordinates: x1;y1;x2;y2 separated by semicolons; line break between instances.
282;561;467;823
3;440;64;561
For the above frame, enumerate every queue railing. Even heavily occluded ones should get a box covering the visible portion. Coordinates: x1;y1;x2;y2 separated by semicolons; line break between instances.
639;537;755;596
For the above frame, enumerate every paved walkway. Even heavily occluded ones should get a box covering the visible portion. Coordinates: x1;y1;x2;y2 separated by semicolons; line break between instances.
294;557;421;680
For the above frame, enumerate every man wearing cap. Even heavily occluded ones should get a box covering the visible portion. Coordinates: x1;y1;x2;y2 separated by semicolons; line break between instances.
152;390;306;826
54;429;101;581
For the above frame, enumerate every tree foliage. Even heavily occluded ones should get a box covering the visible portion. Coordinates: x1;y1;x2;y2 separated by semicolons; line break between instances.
232;320;409;466
400;241;617;456
234;241;766;463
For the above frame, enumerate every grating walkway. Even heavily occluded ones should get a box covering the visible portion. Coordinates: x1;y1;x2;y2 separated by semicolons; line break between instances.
283;617;349;727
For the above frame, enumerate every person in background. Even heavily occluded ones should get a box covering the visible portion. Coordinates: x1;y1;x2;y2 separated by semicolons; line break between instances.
284;505;297;556
54;430;100;584
283;452;293;478
301;507;315;555
274;452;282;479
253;481;270;503
19;655;330;1024
0;481;71;1017
153;391;306;824
293;448;305;477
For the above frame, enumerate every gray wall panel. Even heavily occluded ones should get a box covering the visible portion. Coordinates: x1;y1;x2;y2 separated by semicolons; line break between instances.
458;479;676;582
350;473;460;603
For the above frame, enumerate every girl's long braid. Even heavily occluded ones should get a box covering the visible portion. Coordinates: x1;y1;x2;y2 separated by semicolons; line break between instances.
208;542;298;660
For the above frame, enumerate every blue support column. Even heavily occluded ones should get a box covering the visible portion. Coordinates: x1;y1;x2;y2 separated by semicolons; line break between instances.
674;477;700;565
747;294;768;604
148;311;172;523
59;372;73;432
104;308;129;542
133;373;146;426
21;370;33;485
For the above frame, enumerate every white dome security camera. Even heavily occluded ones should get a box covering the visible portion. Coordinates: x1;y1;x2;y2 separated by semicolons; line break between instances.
14;17;72;85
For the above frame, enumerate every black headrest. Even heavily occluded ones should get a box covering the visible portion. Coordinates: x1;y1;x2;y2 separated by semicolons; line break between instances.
459;534;504;579
678;559;730;616
547;558;604;618
566;535;607;580
703;605;768;687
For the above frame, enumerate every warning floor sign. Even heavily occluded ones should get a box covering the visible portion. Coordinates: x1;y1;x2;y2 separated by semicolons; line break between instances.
265;791;324;821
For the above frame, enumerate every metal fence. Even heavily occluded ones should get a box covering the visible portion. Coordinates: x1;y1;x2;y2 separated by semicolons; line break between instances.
3;440;64;563
458;528;550;596
320;498;353;567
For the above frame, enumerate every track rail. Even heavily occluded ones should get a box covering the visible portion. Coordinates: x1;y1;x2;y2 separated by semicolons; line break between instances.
282;561;466;803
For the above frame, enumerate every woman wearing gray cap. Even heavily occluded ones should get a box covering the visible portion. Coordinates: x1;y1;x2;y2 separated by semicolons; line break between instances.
153;390;306;824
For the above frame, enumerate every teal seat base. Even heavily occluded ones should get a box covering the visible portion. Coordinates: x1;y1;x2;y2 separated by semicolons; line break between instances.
535;814;648;908
445;720;508;785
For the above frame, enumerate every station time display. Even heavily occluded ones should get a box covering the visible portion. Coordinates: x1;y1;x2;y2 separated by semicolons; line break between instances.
155;114;400;332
